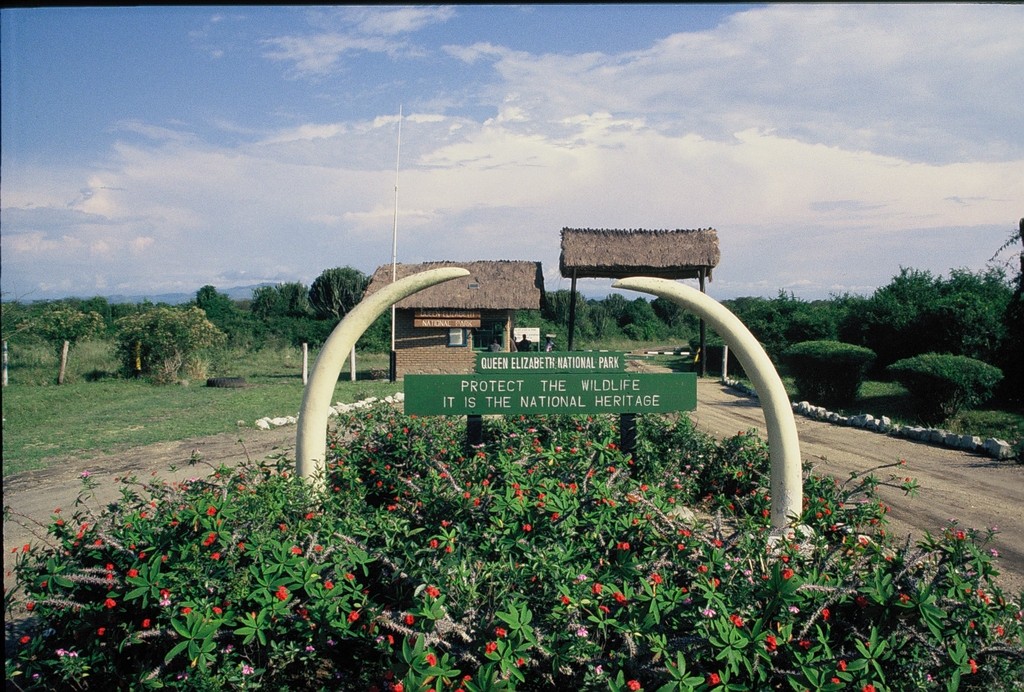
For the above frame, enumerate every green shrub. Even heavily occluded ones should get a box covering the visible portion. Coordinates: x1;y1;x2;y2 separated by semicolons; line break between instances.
784;340;876;408
114;306;226;383
888;353;1004;424
7;408;1022;689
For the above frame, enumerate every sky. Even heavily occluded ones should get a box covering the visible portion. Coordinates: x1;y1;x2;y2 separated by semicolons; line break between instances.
2;4;1022;303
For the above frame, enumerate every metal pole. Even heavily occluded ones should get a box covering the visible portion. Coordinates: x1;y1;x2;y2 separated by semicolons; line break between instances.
2;340;8;387
389;105;403;382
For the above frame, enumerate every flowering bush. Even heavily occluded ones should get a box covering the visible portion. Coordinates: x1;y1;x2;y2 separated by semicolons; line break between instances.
6;406;1023;690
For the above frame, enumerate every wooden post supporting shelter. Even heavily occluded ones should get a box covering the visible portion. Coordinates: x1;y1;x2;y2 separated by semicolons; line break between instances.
567;269;578;352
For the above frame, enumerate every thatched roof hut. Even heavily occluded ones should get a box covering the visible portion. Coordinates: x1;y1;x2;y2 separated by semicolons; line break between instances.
560;228;720;280
365;260;544;310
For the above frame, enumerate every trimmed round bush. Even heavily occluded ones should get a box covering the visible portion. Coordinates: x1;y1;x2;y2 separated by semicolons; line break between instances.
888;352;1003;423
783;340;875;408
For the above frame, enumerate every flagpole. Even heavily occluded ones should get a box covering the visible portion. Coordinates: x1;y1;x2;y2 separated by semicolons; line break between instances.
389;106;403;382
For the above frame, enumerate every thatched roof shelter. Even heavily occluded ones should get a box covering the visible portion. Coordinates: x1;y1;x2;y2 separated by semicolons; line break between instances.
560;228;720;280
365;260;543;310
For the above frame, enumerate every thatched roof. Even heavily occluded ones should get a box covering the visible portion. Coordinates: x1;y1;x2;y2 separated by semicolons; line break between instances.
560;228;720;280
365;260;544;310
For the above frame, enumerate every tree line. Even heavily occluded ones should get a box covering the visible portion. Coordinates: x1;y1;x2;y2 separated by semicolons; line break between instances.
3;261;1021;400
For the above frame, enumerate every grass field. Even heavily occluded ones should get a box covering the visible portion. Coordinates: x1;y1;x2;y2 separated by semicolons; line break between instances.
3;339;1020;478
1;343;397;477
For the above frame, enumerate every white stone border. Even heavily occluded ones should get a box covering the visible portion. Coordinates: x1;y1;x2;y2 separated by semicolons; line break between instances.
253;392;406;431
721;377;1016;460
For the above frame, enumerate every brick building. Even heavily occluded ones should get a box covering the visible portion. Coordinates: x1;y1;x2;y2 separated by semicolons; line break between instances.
365;260;544;379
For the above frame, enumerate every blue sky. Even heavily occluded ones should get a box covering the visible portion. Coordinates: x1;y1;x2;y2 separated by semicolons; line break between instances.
2;5;1022;302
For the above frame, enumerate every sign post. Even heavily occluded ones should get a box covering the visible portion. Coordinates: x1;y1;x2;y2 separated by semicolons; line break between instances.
405;372;696;417
408;351;696;458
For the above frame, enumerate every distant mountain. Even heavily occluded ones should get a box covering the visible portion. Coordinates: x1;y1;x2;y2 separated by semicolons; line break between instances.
104;284;275;305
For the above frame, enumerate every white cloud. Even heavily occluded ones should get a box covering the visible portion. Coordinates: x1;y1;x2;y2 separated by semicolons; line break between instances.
3;5;1021;300
343;6;455;36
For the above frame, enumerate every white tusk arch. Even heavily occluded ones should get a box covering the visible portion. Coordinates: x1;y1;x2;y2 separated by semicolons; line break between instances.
613;276;803;529
296;267;470;484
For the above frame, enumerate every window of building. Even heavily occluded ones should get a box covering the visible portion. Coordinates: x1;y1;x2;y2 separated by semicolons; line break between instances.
447;328;466;347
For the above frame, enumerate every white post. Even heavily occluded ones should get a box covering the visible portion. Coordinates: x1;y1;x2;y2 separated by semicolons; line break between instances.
2;340;8;387
721;344;729;381
614;277;803;530
350;345;356;382
302;343;309;385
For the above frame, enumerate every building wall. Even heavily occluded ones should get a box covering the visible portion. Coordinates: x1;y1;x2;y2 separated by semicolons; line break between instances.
394;309;513;379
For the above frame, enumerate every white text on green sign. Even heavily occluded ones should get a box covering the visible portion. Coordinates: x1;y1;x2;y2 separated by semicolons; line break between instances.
476;352;627;373
404;373;697;415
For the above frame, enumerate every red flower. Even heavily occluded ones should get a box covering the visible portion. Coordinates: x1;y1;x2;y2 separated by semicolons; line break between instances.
429;539;440;549
275;586;289;601
522;523;532;532
142;618;151;629
559;595;570;606
347;610;360;623
405;614;416;626
324;580;334;590
707;672;721;686
104;598;117;609
650;573;663;585
863;686;876;692
781;568;794;580
616;541;630;550
212;606;223;615
614;592;627;604
203;532;216;547
426;585;441;598
290;545;303;555
181;606;192;615
729;613;744;627
485;641;498;655
550;512;560;521
425;652;438;667
969;659;978;674
592;583;603;595
19;635;30;645
822;608;830;621
206;506;216;516
97;627;106;636
627;681;641;691
127;568;139;578
765;634;777;652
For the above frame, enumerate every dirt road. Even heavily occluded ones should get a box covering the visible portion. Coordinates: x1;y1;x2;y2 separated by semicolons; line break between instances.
688;380;1024;595
5;380;1023;600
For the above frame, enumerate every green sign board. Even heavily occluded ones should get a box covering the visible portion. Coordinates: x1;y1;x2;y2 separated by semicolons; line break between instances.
476;352;628;373
404;372;697;416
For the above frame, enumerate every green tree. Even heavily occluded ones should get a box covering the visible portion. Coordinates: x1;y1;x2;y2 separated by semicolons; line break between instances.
24;304;105;384
115;306;226;383
253;282;311;320
309;267;368;321
195;285;237;324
